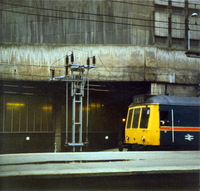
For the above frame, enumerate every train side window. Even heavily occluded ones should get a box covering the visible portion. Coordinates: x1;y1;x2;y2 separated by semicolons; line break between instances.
126;109;133;129
132;108;140;129
140;108;150;129
160;111;170;126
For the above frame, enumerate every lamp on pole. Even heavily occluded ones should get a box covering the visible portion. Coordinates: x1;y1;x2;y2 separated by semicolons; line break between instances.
188;13;198;50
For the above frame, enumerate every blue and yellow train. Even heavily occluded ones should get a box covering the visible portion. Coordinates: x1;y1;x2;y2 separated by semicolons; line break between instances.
119;95;200;151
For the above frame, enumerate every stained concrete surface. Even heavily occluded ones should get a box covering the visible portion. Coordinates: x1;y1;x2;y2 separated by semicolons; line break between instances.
0;151;200;190
1;151;200;178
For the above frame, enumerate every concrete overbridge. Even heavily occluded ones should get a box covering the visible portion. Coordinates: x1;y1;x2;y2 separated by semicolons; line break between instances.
1;44;199;83
1;43;200;96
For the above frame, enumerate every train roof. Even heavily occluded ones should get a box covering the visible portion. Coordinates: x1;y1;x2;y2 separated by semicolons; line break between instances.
146;95;200;106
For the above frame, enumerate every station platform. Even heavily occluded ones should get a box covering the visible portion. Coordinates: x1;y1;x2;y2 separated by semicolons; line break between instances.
0;151;200;178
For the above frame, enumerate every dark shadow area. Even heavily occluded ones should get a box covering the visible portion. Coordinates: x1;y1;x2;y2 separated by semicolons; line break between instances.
0;80;150;153
1;173;199;191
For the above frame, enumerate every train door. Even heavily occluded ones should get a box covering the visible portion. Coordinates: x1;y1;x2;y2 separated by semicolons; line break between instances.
124;107;141;145
159;105;174;146
124;108;133;144
131;107;141;144
140;105;160;146
138;107;150;145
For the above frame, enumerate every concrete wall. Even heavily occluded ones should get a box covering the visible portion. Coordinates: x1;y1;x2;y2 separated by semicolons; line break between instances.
0;0;153;45
0;44;199;84
0;0;199;49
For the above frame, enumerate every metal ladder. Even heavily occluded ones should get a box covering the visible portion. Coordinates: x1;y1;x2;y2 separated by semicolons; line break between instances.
68;70;85;151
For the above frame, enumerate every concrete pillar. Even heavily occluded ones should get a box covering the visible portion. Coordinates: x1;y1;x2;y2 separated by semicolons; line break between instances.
53;102;62;152
150;83;166;95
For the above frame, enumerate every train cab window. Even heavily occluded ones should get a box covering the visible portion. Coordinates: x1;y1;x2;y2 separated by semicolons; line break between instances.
140;108;150;129
126;109;133;129
132;108;140;129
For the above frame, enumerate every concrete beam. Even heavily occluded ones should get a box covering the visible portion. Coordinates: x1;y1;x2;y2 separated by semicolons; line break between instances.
0;44;199;84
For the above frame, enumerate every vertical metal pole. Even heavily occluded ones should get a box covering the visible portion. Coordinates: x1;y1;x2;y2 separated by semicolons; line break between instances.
40;110;42;132
171;109;175;143
66;81;68;144
26;102;28;132
71;76;76;152
72;95;75;152
3;95;5;132
19;105;21;132
11;102;13;132
79;92;83;152
188;24;190;50
47;108;49;132
79;74;83;151
86;69;89;143
33;107;35;132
